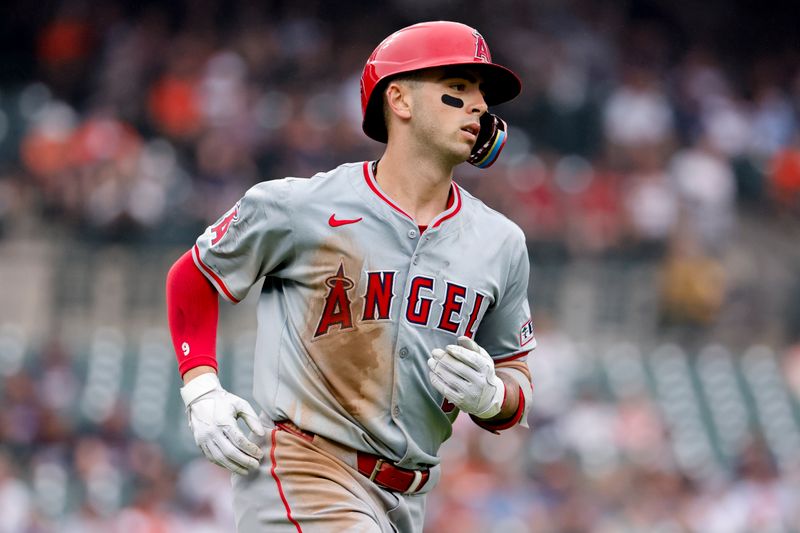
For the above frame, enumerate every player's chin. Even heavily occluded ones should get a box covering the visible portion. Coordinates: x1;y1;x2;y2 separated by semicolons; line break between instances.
454;143;474;162
451;137;475;156
444;148;471;166
442;135;474;163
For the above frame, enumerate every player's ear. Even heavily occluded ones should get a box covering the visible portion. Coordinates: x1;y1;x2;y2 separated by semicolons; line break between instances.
384;81;413;121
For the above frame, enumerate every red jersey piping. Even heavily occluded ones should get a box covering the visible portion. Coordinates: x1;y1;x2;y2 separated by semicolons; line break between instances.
192;244;240;304
362;161;462;226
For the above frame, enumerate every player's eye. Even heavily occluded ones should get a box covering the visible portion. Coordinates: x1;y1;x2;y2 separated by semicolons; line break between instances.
450;83;466;91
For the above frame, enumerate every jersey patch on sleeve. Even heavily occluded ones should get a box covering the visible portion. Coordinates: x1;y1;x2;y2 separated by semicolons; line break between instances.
519;319;535;347
210;201;240;246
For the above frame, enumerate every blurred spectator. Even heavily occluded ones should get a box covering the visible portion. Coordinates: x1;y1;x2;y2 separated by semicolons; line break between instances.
60;503;116;533
622;147;678;260
146;33;209;141
501;154;565;250
19;99;78;179
750;84;796;160
37;338;80;413
614;395;668;468
767;133;800;215
1;373;41;453
660;233;727;328
603;65;674;164
691;441;795;533
557;156;624;257
674;47;731;132
784;343;800;398
115;482;178;533
0;449;32;533
669;136;737;251
175;458;236;531
36;5;94;103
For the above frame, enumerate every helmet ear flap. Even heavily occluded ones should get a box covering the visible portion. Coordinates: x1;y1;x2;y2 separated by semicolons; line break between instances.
363;79;391;143
468;113;508;169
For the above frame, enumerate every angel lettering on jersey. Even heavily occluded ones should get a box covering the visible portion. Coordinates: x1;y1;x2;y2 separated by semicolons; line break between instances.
314;263;488;338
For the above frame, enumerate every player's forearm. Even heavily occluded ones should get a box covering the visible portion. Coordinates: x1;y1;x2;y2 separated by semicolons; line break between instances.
166;250;220;377
183;365;217;384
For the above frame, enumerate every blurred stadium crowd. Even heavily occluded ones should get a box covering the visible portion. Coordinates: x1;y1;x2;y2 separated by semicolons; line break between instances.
1;0;800;531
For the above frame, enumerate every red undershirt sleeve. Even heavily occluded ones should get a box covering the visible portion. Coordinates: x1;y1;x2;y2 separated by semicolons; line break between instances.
166;250;219;376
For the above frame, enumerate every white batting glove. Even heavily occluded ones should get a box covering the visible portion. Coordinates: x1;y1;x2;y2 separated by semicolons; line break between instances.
180;373;266;475
427;336;505;419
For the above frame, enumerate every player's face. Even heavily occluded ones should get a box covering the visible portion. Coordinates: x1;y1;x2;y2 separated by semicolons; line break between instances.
412;67;488;164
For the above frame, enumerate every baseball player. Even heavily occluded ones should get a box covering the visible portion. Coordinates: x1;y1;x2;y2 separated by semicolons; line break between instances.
166;21;535;532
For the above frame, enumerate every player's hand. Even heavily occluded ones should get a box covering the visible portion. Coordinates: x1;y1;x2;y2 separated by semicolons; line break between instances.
180;373;266;475
427;336;505;419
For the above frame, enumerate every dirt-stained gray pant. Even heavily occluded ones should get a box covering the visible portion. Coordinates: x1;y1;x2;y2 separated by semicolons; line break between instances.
232;426;434;532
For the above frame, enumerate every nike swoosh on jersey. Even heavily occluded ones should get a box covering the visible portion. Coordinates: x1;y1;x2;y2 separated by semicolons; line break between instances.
328;214;363;227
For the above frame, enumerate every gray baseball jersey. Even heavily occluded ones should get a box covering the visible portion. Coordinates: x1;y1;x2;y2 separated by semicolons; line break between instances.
193;161;534;470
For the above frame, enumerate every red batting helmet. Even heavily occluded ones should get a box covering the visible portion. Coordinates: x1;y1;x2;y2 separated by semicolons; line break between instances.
360;21;522;142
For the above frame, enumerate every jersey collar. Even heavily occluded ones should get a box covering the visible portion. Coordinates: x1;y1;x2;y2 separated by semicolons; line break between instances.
362;161;462;229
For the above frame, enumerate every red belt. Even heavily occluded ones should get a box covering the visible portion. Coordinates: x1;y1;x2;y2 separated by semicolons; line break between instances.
274;420;430;494
355;452;430;494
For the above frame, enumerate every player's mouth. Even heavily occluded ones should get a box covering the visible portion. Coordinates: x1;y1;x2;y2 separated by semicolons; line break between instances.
461;123;480;140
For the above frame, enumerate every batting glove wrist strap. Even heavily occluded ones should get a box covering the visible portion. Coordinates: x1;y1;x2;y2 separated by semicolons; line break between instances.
474;373;506;419
180;372;222;406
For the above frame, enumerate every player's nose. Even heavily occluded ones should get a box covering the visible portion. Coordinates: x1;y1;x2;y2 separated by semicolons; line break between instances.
469;90;488;116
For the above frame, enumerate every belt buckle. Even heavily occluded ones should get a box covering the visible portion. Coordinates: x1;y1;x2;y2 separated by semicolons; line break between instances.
368;458;385;481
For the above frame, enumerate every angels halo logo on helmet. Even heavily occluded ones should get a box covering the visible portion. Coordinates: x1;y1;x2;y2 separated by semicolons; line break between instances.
473;30;490;63
359;21;522;144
